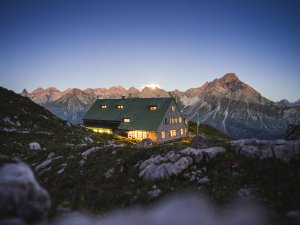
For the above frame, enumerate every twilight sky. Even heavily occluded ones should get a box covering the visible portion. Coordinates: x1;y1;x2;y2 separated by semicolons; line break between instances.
0;0;299;101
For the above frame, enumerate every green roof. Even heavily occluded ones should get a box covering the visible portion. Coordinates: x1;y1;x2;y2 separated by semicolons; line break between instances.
83;98;174;131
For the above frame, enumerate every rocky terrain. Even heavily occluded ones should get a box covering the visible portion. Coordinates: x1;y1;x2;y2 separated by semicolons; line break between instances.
22;73;300;139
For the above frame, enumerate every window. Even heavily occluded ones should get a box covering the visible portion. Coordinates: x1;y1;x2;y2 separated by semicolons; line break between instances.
179;117;182;123
180;128;184;136
123;118;130;123
170;129;177;137
149;106;157;111
171;105;176;112
117;105;123;109
164;118;168;125
174;118;178;124
100;105;107;109
161;131;166;139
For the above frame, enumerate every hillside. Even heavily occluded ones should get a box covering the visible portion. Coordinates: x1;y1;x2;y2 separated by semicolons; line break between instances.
0;87;95;158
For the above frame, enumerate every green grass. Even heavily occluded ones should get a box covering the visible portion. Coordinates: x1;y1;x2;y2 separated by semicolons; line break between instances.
188;121;233;140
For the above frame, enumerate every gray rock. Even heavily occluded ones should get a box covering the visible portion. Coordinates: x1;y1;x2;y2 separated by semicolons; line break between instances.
139;147;226;180
231;139;300;162
29;142;41;150
137;138;153;148
0;157;50;222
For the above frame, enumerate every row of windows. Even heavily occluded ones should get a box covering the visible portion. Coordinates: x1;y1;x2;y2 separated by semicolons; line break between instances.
100;105;157;110
164;117;183;125
161;128;185;139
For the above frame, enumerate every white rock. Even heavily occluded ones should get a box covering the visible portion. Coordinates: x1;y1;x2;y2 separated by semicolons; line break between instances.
29;142;41;150
198;176;210;184
148;185;161;199
81;147;102;159
35;159;52;172
105;168;114;178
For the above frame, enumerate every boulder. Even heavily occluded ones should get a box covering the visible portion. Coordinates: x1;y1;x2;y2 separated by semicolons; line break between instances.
137;138;153;148
139;147;225;180
0;156;50;223
29;142;41;150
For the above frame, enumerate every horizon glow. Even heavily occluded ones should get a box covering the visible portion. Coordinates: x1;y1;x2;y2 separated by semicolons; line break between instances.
0;0;300;101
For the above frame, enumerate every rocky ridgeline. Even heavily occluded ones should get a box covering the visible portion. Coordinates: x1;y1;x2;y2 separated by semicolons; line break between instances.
231;139;300;162
139;147;225;180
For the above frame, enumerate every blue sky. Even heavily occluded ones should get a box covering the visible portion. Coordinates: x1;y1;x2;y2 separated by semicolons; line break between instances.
0;0;299;101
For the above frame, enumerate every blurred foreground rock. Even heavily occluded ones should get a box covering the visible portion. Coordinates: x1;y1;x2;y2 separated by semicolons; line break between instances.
50;194;271;225
0;155;50;224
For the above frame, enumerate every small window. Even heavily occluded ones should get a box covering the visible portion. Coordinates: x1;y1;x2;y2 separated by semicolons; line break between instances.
117;105;123;109
123;118;130;123
179;117;182;123
174;118;178;124
180;128;184;136
171;105;176;112
100;105;107;109
149;106;157;111
164;118;168;125
161;131;166;139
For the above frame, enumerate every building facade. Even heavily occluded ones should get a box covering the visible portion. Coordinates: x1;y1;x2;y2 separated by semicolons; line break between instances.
83;97;187;143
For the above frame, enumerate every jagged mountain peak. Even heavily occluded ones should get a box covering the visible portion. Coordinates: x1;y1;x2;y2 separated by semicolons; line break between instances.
44;87;61;92
32;87;45;93
21;88;28;96
109;85;126;91
140;86;170;98
65;88;85;95
219;73;239;82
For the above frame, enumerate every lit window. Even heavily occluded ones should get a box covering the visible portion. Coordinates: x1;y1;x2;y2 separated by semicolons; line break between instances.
149;106;157;111
174;118;178;124
171;105;176;111
161;131;166;139
117;105;123;109
170;129;177;137
100;105;107;109
123;118;130;123
180;128;184;135
179;117;182;123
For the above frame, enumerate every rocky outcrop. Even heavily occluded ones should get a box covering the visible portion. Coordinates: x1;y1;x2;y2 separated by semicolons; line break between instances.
0;156;50;223
285;124;300;140
231;139;300;162
139;147;225;180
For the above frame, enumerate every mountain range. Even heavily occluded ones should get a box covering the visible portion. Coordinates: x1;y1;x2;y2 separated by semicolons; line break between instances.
21;73;300;139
